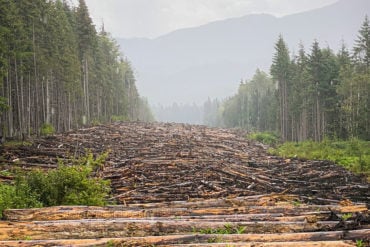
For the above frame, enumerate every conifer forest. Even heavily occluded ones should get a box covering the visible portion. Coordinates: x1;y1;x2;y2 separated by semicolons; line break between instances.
0;0;153;139
206;16;370;143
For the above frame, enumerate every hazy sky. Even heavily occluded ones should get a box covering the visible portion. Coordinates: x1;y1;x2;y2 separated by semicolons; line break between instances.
73;0;339;39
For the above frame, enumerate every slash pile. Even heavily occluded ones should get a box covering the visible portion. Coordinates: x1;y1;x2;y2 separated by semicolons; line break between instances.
1;122;368;203
0;122;369;246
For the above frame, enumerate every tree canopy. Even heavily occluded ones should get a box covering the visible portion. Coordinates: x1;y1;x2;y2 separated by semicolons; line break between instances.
213;15;370;141
0;0;153;138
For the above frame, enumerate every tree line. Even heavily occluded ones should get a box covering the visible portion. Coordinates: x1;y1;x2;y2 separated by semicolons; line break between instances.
0;0;153;138
205;16;370;142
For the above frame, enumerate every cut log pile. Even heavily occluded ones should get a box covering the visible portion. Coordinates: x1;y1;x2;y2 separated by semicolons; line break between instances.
0;122;369;246
0;194;369;246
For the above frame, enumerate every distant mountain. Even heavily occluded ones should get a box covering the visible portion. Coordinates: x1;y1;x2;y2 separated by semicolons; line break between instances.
117;0;370;106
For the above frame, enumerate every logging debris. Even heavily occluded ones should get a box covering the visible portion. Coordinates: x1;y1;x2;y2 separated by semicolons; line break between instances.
0;122;369;246
1;122;368;203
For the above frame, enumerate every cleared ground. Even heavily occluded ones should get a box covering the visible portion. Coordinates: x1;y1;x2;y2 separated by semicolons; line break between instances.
0;122;369;246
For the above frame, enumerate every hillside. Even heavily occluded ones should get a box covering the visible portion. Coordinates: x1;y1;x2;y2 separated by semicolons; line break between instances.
0;122;369;246
118;0;370;106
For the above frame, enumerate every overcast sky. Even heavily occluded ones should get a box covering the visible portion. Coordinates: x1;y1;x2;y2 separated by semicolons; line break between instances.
73;0;338;38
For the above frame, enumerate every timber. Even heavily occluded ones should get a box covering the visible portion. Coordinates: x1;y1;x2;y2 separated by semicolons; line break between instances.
0;122;369;246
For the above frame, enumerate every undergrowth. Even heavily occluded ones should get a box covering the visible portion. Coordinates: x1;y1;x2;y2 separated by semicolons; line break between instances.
40;123;55;136
0;151;111;218
248;132;279;146
270;138;370;177
248;132;369;178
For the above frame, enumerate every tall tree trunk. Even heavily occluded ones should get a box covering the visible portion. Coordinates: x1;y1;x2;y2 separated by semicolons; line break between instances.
27;72;31;136
46;72;50;125
6;67;13;137
15;58;22;137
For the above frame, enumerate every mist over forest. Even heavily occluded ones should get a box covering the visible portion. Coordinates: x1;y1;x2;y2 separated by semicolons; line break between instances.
118;0;370;126
0;0;369;142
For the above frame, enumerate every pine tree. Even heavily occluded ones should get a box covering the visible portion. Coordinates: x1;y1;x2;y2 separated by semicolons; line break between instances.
75;0;96;122
352;15;370;139
0;0;151;138
290;43;310;141
354;15;370;71
270;35;291;141
337;43;355;138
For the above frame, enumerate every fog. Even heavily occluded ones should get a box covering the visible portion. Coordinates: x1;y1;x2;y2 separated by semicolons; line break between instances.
79;0;369;124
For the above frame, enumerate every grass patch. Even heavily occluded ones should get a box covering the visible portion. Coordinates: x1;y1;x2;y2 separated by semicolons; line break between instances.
3;140;32;147
270;138;370;177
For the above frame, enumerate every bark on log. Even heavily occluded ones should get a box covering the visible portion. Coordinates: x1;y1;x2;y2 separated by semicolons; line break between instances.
1;122;369;203
4;204;368;222
0;229;369;247
1;122;369;246
0;219;357;240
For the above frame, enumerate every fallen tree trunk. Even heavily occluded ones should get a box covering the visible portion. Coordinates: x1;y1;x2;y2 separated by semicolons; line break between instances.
1;230;368;247
4;204;368;221
0;219;360;240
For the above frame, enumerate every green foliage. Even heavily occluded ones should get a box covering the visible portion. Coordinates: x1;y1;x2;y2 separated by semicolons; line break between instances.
0;152;111;218
70;150;110;171
0;97;9;113
3;141;32;147
111;115;129;122
106;240;115;247
341;213;353;221
23;164;109;207
218;16;370;142
0;183;42;218
221;69;277;131
249;132;280;146
271;139;370;176
0;0;152;139
40;123;55;136
356;239;364;247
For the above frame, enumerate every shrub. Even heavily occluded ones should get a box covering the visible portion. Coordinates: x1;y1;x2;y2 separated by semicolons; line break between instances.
0;152;111;218
0;183;42;218
249;132;280;146
22;164;110;206
40;123;55;136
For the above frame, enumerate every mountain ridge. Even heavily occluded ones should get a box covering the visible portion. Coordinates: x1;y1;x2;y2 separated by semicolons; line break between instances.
117;0;370;106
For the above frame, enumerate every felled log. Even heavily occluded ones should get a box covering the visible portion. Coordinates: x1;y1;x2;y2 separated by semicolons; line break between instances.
1;122;369;203
0;219;352;240
158;241;356;247
1;232;367;247
3;203;368;221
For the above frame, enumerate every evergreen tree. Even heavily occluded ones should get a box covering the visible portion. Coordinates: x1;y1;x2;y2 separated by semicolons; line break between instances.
337;43;356;138
354;15;370;71
270;35;291;141
352;15;370;139
219;17;370;141
290;43;310;141
75;0;96;122
0;0;152;138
